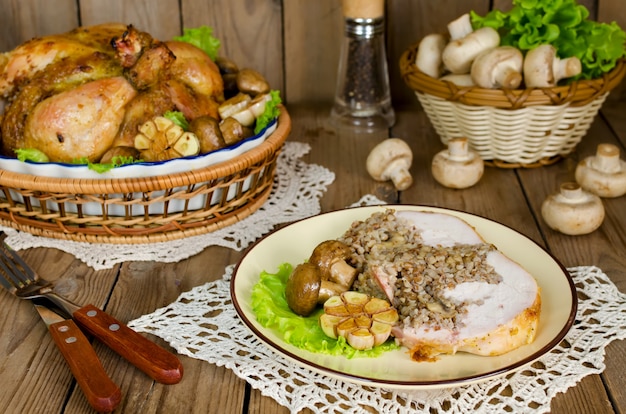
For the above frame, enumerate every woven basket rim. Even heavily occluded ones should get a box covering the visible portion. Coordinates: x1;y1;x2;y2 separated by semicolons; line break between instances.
0;105;291;193
399;41;626;109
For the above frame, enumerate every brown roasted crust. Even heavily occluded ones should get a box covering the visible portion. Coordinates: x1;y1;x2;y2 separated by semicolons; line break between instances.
406;290;542;361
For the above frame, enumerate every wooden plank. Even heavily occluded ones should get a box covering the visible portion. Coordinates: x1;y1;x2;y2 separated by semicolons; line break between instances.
70;245;249;413
0;0;78;51
0;248;120;412
599;0;626;101
180;0;284;98
79;0;181;41
283;0;341;103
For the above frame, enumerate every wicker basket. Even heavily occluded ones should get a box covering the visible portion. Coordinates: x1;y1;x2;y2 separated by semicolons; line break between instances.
0;106;291;244
400;42;626;167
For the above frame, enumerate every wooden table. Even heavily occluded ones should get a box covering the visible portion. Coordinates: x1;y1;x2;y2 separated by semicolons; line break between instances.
1;100;625;414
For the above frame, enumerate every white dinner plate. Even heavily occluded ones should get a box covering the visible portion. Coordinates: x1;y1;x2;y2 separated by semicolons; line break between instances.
231;205;577;390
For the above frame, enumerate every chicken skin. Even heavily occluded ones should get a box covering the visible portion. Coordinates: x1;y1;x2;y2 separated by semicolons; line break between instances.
0;24;225;162
0;23;127;98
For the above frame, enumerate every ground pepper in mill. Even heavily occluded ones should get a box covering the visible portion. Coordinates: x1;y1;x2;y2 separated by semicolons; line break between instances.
331;0;395;132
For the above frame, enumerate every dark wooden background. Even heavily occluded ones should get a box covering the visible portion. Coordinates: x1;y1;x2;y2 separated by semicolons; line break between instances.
2;0;624;106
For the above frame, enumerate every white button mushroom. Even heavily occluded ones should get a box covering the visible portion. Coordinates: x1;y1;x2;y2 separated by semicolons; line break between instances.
441;26;500;74
431;137;484;188
366;138;413;190
523;44;582;88
541;182;605;235
471;46;524;89
415;33;447;78
575;143;626;198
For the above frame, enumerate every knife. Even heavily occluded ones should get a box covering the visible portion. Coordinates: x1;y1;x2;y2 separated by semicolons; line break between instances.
33;303;121;413
71;304;184;385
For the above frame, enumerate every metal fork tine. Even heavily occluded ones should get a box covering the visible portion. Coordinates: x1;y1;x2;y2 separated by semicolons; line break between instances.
0;260;16;292
2;242;37;282
0;252;21;290
0;243;37;291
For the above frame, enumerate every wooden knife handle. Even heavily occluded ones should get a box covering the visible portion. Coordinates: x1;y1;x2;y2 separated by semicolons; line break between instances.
48;319;122;413
73;304;183;384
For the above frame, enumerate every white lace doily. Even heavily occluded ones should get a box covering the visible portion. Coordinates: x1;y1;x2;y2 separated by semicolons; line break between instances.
129;266;626;414
0;142;335;270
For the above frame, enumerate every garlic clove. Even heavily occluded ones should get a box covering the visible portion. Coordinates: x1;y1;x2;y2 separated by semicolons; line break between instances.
541;182;605;235
431;137;484;189
575;143;626;198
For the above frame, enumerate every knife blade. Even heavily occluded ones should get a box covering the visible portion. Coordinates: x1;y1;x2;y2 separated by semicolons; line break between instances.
34;304;122;413
72;304;183;385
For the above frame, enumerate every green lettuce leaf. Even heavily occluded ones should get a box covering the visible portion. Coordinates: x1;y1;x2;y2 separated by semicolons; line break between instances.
471;0;626;80
173;26;221;61
14;148;49;163
164;110;190;131
71;155;142;173
254;90;282;135
251;263;400;358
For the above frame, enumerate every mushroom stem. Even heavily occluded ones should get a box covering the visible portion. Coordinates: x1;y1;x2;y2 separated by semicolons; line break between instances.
590;143;621;173
386;158;413;190
554;57;583;84
328;260;358;288
575;143;626;198
319;280;348;304
447;13;473;40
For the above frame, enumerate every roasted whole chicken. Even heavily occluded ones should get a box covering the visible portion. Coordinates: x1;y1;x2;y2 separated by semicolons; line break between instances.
0;23;226;163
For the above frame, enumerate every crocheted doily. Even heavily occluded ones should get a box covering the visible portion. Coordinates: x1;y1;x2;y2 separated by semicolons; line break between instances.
0;142;335;270
129;266;626;414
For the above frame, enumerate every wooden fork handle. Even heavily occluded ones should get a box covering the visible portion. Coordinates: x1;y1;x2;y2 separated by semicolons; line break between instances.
73;304;183;385
48;319;122;413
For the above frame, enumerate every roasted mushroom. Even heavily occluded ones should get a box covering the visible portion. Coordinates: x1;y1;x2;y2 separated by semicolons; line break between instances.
308;240;358;288
219;117;253;145
285;263;346;316
189;116;225;153
236;68;270;96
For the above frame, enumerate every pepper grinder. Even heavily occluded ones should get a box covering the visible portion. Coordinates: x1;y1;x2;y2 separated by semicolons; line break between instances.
330;0;395;132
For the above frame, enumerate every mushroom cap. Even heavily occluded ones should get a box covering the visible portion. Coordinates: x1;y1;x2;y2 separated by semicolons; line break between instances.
523;44;557;88
415;33;447;78
431;138;484;189
309;240;352;279
285;262;322;316
541;182;605;235
366;138;413;190
523;44;582;88
470;46;523;89
441;26;500;74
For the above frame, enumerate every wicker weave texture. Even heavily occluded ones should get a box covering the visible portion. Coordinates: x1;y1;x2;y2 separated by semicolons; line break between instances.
0;107;291;243
399;42;626;166
416;91;607;165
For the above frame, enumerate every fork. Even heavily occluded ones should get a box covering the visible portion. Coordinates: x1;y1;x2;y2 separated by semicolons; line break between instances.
0;239;183;385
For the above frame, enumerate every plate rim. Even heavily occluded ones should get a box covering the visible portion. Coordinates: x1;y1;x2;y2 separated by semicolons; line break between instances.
230;204;578;390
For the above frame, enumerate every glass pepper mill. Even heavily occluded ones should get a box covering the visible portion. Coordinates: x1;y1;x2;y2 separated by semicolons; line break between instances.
330;0;395;132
